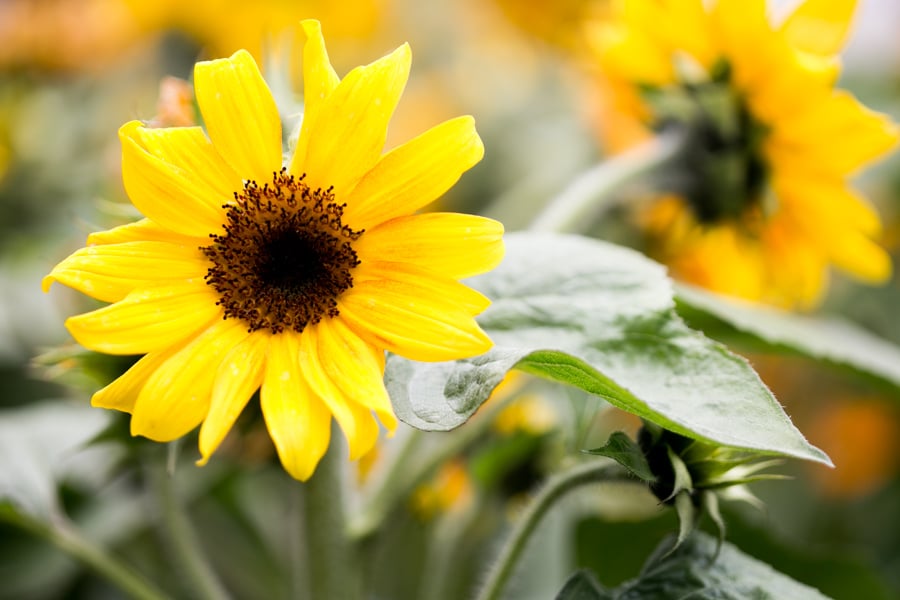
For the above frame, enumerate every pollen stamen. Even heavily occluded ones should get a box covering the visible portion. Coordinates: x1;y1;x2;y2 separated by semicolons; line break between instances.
202;168;363;334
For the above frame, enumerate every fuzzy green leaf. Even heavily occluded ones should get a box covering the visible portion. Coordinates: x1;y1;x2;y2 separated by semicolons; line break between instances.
584;432;655;482
555;570;611;600
385;233;829;465
609;531;830;599
676;283;900;395
0;401;112;519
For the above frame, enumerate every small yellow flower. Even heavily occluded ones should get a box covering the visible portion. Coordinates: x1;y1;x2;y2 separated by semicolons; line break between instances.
590;0;898;308
43;20;504;481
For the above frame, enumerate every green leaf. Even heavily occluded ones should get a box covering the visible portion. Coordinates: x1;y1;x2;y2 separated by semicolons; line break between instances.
611;531;830;599
584;432;655;482
386;233;829;465
675;283;900;395
0;401;113;519
555;570;611;600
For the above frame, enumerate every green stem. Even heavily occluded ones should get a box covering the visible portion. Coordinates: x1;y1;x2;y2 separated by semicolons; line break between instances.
300;438;359;600
348;392;515;541
346;427;424;540
153;447;230;600
528;130;686;234
6;510;169;600
474;460;624;600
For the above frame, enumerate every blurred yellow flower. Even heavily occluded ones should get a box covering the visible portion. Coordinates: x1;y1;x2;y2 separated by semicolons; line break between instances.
123;0;385;65
590;0;898;308
43;20;503;481
411;459;474;519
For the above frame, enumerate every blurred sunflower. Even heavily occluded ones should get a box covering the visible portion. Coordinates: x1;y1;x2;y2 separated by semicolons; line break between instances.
43;20;504;481
589;0;898;308
123;0;385;66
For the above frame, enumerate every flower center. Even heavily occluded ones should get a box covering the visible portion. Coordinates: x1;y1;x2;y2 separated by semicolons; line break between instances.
645;60;770;224
202;169;363;334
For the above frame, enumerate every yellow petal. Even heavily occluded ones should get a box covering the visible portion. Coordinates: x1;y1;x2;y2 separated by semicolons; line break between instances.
292;43;411;196
194;49;283;183
291;20;340;173
300;326;379;460
42;241;207;303
353;260;492;313
260;333;332;481
317;317;396;431
781;0;857;56
87;218;207;246
131;318;251;441
711;0;777;91
338;264;493;361
198;331;269;464
66;283;221;355
661;0;716;69
594;24;674;85
92;348;180;413
773;173;882;236
120;121;235;238
829;230;892;283
342;116;484;231
766;91;898;174
354;213;505;280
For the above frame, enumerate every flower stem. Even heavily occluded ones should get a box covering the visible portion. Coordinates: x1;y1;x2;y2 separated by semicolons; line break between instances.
528;130;686;234
152;448;231;600
300;438;359;600
473;460;623;600
4;509;169;600
348;392;515;541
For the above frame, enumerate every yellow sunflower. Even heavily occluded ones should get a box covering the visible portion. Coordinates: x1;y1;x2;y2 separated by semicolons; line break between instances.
589;0;898;308
43;20;504;481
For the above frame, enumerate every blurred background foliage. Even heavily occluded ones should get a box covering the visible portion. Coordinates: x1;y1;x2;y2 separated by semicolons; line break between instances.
1;0;899;598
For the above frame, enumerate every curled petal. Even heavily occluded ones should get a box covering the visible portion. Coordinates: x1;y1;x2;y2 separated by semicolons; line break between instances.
194;49;283;183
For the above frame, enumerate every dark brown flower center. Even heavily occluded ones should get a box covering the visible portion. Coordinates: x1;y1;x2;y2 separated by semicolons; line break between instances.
202;169;363;334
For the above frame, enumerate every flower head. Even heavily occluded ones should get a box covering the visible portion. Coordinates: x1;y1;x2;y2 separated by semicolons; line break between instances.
590;0;898;308
43;20;504;481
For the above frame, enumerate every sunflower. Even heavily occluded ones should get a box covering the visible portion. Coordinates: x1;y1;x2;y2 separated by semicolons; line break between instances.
589;0;898;308
43;20;504;481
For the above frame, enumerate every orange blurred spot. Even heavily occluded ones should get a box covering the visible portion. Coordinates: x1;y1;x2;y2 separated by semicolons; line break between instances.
807;398;900;499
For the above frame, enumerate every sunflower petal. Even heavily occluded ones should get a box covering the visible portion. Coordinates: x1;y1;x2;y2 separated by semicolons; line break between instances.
355;213;504;280
291;20;341;172
198;332;269;464
353;260;491;313
781;0;857;56
260;333;332;481
292;43;411;196
119;121;236;237
87;218;207;246
342;116;484;230
131;319;250;441
318;317;396;431
66;283;221;355
766;91;898;174
300;327;379;460
42;241;208;303
91;348;179;413
194;49;283;183
338;266;493;362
